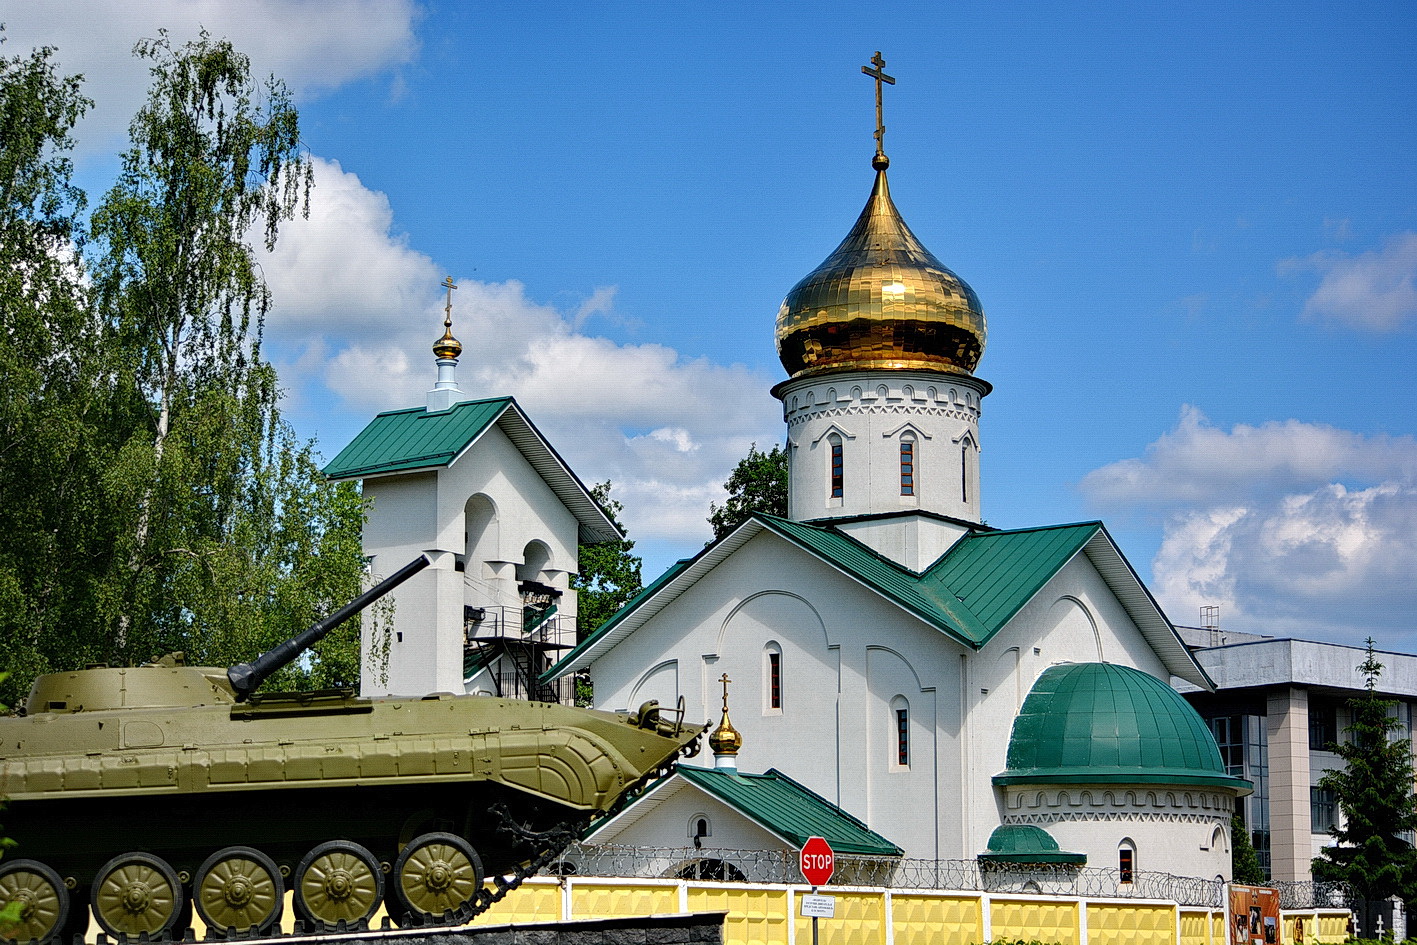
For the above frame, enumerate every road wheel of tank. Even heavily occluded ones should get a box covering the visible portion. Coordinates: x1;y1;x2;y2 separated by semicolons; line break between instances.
292;840;383;931
391;832;484;924
0;859;70;944
193;846;284;935
90;852;184;939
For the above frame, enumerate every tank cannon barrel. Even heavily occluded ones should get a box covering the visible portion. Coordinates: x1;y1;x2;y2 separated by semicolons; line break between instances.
227;554;431;701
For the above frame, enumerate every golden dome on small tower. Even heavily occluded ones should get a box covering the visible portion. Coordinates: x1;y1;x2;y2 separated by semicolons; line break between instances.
774;163;986;382
709;709;743;757
433;275;463;360
709;672;743;759
433;326;463;361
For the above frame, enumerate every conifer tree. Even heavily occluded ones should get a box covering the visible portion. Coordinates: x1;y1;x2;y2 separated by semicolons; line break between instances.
1312;639;1417;908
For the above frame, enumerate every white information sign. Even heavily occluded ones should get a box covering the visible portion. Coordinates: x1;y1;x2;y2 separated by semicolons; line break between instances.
800;894;836;919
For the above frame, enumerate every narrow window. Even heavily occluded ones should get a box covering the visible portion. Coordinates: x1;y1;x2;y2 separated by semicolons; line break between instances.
900;440;915;496
896;707;909;766
830;437;844;498
769;652;782;709
1119;846;1134;883
960;444;968;503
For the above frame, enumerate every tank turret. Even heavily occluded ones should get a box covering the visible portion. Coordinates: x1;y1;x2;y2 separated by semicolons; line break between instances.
0;557;703;944
25;555;432;717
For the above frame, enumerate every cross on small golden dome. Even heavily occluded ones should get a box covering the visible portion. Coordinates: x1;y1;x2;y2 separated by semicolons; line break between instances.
433;275;463;360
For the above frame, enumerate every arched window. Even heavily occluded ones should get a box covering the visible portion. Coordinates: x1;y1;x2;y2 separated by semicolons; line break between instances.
1118;838;1136;883
829;434;844;498
960;443;969;503
764;642;783;712
688;814;712;848
900;435;916;496
891;695;910;767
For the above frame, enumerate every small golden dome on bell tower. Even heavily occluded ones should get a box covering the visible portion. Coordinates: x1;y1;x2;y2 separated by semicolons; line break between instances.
433;276;463;360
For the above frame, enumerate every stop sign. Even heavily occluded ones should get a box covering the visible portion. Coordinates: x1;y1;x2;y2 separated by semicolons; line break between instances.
799;836;834;886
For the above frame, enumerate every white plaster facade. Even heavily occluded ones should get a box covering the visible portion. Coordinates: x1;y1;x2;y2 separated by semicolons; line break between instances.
778;370;989;530
329;396;616;700
570;519;1236;880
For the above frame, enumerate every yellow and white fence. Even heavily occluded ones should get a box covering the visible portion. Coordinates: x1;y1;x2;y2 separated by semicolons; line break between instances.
475;875;1351;945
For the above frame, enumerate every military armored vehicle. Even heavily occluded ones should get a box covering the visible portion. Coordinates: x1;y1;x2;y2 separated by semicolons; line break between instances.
0;556;702;942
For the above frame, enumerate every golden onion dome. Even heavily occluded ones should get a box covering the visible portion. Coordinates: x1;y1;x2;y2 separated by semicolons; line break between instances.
775;165;986;381
708;708;743;757
433;325;463;360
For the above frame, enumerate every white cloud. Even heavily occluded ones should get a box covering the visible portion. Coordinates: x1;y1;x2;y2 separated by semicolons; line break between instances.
1290;232;1417;331
1083;408;1417;642
261;157;781;546
3;0;419;154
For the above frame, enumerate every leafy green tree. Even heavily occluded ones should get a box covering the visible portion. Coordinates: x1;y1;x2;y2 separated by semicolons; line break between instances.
1231;813;1265;885
572;481;642;640
1312;639;1417;908
89;30;318;664
707;442;788;541
0;32;370;702
0;36;102;703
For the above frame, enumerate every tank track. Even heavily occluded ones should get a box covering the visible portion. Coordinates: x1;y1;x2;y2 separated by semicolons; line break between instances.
80;747;695;944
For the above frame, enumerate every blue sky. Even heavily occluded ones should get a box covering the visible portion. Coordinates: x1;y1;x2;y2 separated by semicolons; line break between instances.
10;1;1417;645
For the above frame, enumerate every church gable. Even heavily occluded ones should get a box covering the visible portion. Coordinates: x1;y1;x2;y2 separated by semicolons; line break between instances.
324;396;619;544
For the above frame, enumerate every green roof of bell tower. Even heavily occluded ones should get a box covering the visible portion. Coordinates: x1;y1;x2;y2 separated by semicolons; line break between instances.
994;662;1250;793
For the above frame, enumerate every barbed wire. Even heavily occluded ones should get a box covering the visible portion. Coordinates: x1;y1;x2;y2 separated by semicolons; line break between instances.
546;843;1350;911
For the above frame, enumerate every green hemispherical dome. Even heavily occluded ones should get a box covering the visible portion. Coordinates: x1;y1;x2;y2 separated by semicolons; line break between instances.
994;662;1250;792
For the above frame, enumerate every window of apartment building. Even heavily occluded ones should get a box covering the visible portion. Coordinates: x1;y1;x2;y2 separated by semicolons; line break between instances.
1309;698;1339;750
1311;786;1337;834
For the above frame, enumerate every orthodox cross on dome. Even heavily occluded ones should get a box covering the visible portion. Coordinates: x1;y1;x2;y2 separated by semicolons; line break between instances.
442;276;457;330
718;672;732;713
861;51;896;165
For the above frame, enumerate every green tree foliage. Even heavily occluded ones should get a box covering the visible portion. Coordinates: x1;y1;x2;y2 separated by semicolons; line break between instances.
571;481;642;640
0;36;103;701
0;32;370;704
1311;639;1417;905
707;442;788;541
1231;813;1265;885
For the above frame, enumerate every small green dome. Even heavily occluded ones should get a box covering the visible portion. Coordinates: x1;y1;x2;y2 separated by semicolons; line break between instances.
979;825;1085;865
994;662;1250;793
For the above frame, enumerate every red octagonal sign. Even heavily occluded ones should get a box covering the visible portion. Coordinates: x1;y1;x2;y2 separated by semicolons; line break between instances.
800;836;834;886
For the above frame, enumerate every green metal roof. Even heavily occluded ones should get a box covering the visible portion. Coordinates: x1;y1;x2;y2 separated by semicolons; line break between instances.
323;398;511;478
994;662;1251;793
672;766;903;857
919;523;1098;633
979;825;1086;865
544;512;1209;688
548;516;1105;679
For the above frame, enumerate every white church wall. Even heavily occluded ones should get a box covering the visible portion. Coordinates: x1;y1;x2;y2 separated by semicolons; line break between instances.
589;530;967;862
866;646;941;859
590;780;787;853
362;473;458;697
359;421;586;698
1002;786;1235;882
958;554;1174;858
835;514;971;571
436;423;581;613
779;371;988;526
